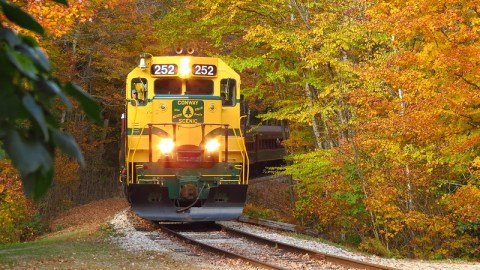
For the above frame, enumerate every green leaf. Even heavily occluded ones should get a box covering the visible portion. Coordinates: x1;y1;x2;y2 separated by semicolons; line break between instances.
18;34;39;47
22;93;49;141
51;129;85;166
39;77;72;108
0;25;21;47
16;42;51;72
4;130;53;176
6;47;37;79
0;80;20;118
64;82;102;124
22;166;53;200
51;0;69;6
0;1;44;35
33;47;51;71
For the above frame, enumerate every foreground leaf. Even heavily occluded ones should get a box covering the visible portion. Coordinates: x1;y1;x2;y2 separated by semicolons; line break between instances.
4;130;53;176
64;82;102;124
22;93;49;141
0;1;44;35
51;129;85;166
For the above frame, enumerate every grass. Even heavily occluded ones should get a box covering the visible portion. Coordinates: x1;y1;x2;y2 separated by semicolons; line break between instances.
1;228;108;268
0;225;179;270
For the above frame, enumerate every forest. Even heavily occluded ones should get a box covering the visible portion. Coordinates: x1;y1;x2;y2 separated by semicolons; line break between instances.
0;0;479;260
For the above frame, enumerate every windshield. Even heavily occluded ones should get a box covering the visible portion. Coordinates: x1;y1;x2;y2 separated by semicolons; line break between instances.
154;78;182;95
154;78;214;95
186;79;213;95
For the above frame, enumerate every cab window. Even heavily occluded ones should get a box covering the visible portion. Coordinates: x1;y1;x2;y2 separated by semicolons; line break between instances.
154;78;182;95
220;78;236;106
186;79;213;95
131;78;147;106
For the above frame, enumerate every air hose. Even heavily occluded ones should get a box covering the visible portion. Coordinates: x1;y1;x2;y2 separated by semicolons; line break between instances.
176;183;207;213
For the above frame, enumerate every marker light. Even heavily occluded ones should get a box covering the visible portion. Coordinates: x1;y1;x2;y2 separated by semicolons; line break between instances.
205;139;220;152
158;138;175;154
179;57;191;78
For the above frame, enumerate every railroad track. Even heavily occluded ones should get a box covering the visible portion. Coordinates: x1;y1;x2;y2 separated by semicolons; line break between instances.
160;222;396;270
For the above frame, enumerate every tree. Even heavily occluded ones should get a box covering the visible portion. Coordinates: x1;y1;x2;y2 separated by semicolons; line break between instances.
0;0;101;200
156;0;480;258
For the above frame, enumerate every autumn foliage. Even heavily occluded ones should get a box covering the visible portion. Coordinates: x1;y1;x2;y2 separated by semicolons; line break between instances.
0;0;167;242
0;160;37;243
160;0;480;259
1;0;480;259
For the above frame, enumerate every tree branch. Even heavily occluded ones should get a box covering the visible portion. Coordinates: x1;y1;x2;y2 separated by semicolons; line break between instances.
455;73;480;90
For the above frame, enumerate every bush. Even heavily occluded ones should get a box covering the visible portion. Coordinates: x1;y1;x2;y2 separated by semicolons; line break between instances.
0;161;43;244
243;203;283;220
358;237;390;257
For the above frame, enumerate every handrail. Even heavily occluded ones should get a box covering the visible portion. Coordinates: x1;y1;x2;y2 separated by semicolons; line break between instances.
233;119;249;184
125;101;140;185
128;124;147;184
126;100;154;185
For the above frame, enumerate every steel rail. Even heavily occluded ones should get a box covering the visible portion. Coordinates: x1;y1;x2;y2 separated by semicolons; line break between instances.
220;224;397;270
159;224;288;270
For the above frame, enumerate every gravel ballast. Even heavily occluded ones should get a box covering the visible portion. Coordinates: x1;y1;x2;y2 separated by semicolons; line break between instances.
110;209;480;270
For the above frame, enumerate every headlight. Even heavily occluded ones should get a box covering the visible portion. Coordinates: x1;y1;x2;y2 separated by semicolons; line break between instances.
158;138;175;154
205;139;220;152
179;57;191;78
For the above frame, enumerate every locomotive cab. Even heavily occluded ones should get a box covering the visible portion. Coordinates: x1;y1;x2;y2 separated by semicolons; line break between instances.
121;50;249;221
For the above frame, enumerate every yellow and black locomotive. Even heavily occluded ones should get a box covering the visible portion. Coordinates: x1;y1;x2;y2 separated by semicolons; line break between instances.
120;49;249;221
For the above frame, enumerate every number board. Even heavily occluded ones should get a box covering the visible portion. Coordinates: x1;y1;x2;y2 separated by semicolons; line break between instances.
192;64;217;76
151;64;177;75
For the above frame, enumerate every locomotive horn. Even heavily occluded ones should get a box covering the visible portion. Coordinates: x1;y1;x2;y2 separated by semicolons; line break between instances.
187;48;195;55
175;47;184;55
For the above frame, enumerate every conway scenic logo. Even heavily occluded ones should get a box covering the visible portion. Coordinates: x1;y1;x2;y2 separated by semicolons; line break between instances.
172;100;204;123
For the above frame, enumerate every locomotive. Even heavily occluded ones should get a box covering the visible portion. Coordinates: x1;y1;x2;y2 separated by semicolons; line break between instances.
120;49;285;222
